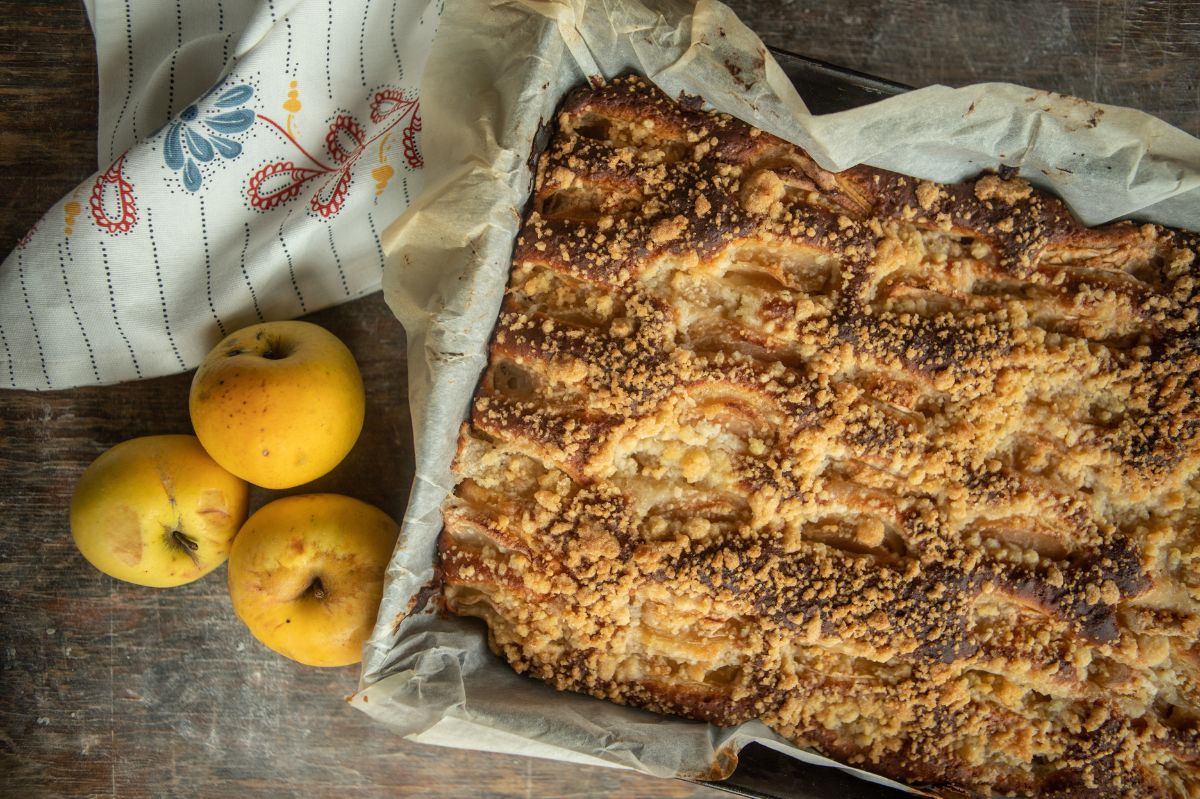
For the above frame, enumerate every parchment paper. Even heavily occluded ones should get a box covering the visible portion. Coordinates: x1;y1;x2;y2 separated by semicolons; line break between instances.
353;0;1200;791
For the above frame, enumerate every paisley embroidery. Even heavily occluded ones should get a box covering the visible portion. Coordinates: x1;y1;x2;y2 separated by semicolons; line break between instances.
247;161;326;212
325;115;366;165
248;87;421;220
402;108;423;170
89;155;138;234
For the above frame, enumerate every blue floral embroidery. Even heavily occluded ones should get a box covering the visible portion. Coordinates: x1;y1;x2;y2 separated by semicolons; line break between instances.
163;83;255;192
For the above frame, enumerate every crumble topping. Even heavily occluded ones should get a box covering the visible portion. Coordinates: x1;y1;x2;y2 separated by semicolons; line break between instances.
441;75;1200;798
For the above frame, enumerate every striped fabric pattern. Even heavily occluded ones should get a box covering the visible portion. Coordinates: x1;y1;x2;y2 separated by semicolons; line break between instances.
0;0;441;389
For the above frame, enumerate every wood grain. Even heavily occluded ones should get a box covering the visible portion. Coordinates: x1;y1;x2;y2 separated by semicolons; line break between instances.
0;2;1196;798
0;0;98;258
0;294;718;799
728;0;1200;139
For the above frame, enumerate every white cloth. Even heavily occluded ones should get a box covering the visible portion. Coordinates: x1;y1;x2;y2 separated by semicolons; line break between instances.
0;0;441;389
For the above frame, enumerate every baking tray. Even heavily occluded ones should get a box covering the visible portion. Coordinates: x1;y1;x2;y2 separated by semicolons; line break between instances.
693;46;913;799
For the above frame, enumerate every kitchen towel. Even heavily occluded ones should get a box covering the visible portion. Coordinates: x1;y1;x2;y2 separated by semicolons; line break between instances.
0;0;441;390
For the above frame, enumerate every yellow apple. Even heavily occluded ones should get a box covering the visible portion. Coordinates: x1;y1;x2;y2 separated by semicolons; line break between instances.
226;494;399;667
70;435;250;587
189;321;365;489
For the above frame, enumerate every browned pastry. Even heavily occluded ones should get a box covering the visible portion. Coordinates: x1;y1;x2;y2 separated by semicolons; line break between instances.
440;75;1200;798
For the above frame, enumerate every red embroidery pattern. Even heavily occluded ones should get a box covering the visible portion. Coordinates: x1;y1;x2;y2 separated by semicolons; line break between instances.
325;115;365;165
248;89;420;219
402;108;423;170
310;170;354;218
247;161;325;211
370;88;413;123
89;155;138;234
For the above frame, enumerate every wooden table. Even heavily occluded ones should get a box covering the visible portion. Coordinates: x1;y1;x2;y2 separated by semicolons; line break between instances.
1;2;1196;797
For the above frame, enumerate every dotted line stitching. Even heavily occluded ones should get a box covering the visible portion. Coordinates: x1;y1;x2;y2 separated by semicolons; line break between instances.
147;209;186;370
389;0;403;81
219;0;228;65
109;0;136;159
166;0;182;117
327;224;349;297
200;196;226;336
368;210;385;272
240;222;264;321
278;217;307;313
326;0;334;100
0;309;14;388
99;240;143;378
17;250;51;389
285;9;293;76
58;239;101;382
358;0;371;88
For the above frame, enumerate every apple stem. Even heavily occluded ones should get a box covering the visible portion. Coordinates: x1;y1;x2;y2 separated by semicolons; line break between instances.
306;577;327;601
172;530;199;552
262;336;290;360
169;528;202;569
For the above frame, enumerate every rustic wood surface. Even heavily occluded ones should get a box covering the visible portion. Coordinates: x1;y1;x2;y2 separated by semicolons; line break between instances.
1;1;1196;797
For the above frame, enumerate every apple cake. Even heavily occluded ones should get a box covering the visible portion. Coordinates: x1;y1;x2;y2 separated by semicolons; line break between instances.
439;75;1200;797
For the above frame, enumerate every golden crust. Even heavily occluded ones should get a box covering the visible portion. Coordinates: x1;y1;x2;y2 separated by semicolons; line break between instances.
441;75;1200;798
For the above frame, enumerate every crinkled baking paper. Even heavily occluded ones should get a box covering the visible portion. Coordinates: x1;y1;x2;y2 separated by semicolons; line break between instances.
353;0;1199;792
